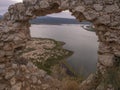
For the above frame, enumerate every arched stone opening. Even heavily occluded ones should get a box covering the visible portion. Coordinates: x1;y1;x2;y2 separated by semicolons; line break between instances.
30;10;98;77
0;0;120;90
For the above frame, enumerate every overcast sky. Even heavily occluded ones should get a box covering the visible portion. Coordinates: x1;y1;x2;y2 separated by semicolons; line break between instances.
0;0;74;18
0;0;15;15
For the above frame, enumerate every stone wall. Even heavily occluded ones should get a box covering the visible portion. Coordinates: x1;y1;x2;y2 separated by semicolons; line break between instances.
0;0;120;90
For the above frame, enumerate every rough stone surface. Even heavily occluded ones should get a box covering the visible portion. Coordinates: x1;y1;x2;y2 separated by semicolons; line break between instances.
0;0;120;90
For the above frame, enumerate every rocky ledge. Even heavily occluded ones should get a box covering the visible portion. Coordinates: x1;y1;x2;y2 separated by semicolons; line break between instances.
0;60;62;90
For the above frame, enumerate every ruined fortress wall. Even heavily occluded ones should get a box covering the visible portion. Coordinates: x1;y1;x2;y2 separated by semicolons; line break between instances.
0;0;120;90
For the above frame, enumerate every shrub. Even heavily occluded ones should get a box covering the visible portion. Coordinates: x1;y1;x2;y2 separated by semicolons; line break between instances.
62;79;79;90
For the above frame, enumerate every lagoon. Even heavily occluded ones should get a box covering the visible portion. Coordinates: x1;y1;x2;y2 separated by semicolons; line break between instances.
30;24;98;76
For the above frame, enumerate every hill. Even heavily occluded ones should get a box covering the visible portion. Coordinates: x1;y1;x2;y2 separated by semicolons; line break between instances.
30;16;91;25
30;16;80;24
0;15;91;25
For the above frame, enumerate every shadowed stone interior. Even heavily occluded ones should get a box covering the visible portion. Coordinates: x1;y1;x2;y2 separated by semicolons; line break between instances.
0;0;120;90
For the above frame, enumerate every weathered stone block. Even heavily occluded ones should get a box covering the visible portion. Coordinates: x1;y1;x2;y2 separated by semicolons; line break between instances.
0;50;5;57
39;1;49;8
11;82;22;90
98;54;114;67
104;4;119;13
105;0;114;5
5;70;15;79
74;6;85;12
83;0;93;5
98;15;111;25
83;10;98;21
93;4;103;11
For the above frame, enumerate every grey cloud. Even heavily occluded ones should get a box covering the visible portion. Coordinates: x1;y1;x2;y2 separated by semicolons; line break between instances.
0;0;16;15
0;0;15;6
47;11;75;19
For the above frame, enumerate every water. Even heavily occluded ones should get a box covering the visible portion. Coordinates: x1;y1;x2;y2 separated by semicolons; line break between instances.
30;24;98;76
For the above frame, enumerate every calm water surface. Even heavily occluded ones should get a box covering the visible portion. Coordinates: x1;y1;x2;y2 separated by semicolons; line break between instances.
30;24;98;76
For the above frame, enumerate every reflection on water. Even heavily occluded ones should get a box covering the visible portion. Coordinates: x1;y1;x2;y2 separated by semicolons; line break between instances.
30;24;98;76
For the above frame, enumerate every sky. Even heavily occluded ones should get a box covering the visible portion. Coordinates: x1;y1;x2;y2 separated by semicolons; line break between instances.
0;0;74;18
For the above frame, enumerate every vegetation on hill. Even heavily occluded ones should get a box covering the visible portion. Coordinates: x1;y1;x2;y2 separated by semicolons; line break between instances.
30;16;91;25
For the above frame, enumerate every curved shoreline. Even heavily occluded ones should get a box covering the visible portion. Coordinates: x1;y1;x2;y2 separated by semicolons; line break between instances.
19;37;76;77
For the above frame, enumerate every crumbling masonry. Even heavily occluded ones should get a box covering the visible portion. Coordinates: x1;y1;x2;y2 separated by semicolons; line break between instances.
0;0;120;90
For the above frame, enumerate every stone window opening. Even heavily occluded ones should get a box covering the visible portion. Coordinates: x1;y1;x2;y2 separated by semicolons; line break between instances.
0;0;120;90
